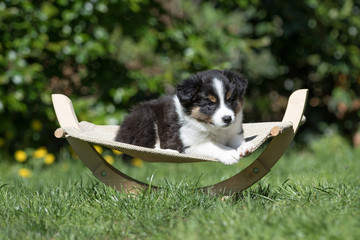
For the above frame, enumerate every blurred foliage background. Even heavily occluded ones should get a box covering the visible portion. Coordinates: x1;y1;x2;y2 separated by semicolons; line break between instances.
0;0;360;162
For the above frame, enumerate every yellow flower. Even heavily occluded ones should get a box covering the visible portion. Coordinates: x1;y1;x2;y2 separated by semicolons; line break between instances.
104;155;114;165
15;150;27;163
18;168;32;178
31;120;43;132
131;158;143;168
94;145;103;154
44;153;55;165
33;147;47;158
112;149;122;155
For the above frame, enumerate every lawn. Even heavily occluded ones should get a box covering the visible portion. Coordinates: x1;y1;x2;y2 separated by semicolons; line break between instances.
1;134;359;239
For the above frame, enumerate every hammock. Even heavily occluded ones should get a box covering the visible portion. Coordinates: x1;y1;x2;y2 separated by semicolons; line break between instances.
52;89;308;195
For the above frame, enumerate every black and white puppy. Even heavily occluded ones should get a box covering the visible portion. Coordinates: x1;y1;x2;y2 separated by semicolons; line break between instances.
115;69;254;165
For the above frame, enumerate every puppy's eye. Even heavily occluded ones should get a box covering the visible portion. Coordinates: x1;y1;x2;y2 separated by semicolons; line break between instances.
207;100;215;106
227;95;237;102
226;92;237;102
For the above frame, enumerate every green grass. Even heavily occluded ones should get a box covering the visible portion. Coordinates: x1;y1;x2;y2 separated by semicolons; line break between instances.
1;134;360;239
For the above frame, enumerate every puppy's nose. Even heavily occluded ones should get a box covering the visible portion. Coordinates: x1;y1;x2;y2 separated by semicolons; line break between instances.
222;115;232;124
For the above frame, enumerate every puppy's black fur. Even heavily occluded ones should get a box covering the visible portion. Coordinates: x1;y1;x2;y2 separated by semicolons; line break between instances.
114;96;185;152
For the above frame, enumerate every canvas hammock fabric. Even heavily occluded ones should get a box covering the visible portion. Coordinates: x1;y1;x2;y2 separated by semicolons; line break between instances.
55;120;296;163
52;89;308;195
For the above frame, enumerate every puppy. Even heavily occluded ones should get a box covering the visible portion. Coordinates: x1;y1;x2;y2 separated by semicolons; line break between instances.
115;69;254;165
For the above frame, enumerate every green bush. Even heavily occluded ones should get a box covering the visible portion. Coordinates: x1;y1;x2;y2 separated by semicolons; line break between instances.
0;0;359;161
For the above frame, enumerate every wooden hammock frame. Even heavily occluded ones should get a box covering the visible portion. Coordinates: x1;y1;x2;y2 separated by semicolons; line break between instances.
52;89;308;195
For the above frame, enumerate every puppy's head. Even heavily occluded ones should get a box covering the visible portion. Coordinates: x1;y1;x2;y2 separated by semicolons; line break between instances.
176;69;248;128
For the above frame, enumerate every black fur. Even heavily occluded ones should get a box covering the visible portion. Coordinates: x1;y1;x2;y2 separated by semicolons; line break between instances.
222;70;248;98
115;96;184;152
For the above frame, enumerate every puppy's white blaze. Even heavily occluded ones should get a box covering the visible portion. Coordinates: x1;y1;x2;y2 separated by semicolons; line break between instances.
212;78;235;127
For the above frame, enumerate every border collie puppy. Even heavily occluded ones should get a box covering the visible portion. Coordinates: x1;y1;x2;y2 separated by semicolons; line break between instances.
115;70;254;165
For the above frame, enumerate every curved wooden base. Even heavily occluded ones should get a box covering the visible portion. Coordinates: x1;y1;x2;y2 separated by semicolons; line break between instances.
52;89;308;195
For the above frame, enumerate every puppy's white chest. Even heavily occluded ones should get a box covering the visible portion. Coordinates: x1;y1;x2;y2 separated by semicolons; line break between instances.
179;118;210;146
179;119;239;147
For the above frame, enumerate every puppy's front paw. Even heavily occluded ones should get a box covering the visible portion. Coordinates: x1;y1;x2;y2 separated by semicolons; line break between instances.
237;142;255;157
217;150;240;165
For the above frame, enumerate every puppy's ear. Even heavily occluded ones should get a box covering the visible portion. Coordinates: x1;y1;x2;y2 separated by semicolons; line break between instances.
176;74;202;105
223;70;248;97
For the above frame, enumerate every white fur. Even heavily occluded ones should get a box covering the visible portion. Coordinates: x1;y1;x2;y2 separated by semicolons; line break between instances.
154;124;161;149
212;78;235;127
173;78;254;165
